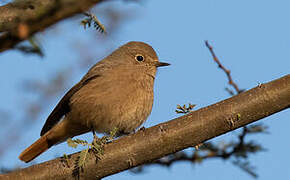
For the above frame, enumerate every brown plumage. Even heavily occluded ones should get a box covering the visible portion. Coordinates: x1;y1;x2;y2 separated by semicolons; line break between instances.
19;41;170;163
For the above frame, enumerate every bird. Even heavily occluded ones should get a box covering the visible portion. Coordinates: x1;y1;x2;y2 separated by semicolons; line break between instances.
19;41;170;163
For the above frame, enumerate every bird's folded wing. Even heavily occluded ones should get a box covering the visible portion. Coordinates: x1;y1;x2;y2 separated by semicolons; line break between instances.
40;74;100;136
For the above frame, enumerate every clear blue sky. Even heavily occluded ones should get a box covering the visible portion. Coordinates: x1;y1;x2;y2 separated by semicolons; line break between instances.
0;0;289;179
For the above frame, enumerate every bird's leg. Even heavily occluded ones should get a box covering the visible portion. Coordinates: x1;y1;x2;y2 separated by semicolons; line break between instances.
91;129;98;141
92;129;96;136
91;129;102;148
91;127;118;155
90;129;105;156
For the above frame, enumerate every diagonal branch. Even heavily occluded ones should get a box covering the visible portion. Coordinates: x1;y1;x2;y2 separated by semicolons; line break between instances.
0;0;104;52
205;40;243;93
1;75;289;179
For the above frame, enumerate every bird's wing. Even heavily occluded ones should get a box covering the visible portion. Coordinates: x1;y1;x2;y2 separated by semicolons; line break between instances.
40;74;100;136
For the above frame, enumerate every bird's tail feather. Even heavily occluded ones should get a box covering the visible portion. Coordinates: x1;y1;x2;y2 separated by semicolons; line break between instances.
19;134;51;163
19;119;89;163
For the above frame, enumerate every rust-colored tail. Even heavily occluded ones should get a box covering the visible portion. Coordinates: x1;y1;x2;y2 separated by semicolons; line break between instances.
19;134;51;163
19;119;90;163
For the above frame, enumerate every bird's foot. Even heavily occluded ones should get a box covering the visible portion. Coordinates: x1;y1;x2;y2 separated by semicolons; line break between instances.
91;127;118;155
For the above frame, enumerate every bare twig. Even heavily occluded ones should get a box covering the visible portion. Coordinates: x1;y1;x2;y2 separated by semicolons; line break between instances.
205;40;243;94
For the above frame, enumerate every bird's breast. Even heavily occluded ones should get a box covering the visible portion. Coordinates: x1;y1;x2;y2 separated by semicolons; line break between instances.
68;70;155;134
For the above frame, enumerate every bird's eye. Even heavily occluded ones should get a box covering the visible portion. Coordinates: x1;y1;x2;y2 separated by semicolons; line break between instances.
135;55;144;62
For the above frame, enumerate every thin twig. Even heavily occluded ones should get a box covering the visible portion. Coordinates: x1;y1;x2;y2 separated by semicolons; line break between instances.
205;40;243;94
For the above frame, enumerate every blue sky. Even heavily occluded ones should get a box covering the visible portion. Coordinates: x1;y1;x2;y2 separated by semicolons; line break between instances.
0;0;289;179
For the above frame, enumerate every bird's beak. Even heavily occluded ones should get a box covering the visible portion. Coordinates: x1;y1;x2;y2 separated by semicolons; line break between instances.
154;61;170;67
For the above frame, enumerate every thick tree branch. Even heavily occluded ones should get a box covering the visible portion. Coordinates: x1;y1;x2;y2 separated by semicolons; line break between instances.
1;75;289;179
0;0;104;52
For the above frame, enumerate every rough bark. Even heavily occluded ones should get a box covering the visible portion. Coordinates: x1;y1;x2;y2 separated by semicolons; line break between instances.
1;74;289;180
0;0;104;52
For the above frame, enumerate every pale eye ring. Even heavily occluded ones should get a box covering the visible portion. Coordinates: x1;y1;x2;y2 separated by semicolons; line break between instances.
135;54;144;62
